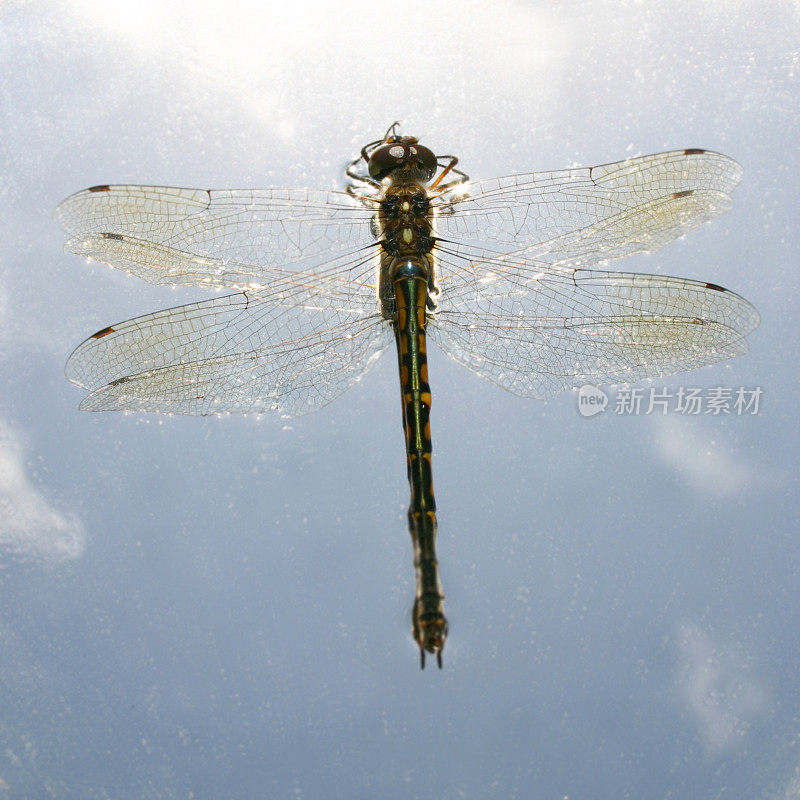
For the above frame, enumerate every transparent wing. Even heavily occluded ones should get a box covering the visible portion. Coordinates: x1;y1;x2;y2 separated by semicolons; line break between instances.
434;187;734;290
55;185;378;290
67;292;392;416
429;262;759;398
433;149;741;251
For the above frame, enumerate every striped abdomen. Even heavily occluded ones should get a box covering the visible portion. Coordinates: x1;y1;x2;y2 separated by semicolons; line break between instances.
392;258;447;668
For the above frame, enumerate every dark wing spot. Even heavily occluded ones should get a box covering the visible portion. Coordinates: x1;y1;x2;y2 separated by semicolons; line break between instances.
683;148;706;155
88;185;111;192
101;232;124;241
704;282;726;292
673;190;694;199
91;326;115;339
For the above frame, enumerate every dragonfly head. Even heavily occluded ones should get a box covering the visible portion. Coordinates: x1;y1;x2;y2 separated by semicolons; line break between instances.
368;136;438;183
413;603;448;669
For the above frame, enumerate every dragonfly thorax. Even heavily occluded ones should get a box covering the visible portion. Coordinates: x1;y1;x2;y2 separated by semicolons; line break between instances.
379;185;435;258
377;183;438;320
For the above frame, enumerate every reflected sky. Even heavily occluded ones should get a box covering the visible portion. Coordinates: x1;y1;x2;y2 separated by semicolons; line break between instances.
1;1;798;798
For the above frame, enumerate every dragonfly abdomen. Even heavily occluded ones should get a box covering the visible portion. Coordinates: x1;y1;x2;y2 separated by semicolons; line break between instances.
392;257;447;668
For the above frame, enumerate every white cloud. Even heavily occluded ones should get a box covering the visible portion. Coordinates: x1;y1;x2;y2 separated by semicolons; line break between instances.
652;415;759;498
0;419;85;562
775;767;800;800
677;623;768;755
61;0;570;141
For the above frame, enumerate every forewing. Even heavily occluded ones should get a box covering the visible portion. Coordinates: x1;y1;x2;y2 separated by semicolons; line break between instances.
434;187;734;292
55;185;378;290
433;149;742;250
429;265;759;398
67;293;392;416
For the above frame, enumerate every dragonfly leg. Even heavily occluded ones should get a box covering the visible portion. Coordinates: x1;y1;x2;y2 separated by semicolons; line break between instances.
430;155;469;190
345;155;381;189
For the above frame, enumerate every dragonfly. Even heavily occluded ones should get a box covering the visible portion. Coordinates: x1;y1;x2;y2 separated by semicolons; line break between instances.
57;123;759;668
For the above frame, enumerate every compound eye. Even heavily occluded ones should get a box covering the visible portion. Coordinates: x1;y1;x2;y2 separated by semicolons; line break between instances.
368;143;407;180
409;145;438;181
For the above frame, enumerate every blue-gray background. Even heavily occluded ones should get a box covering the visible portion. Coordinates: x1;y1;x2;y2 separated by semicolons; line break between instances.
1;1;797;798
